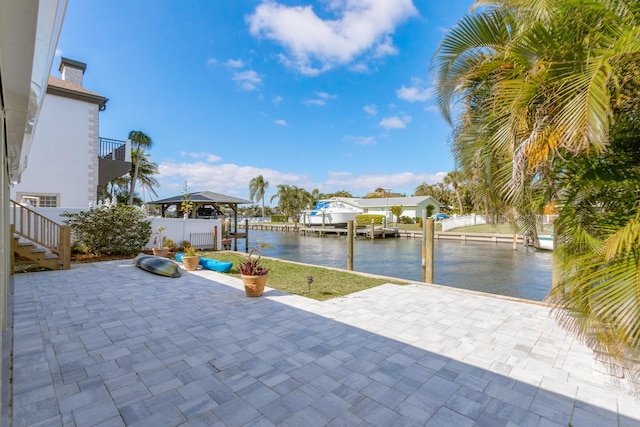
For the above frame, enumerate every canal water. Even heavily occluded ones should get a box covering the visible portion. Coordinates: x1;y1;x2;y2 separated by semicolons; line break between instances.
233;230;553;301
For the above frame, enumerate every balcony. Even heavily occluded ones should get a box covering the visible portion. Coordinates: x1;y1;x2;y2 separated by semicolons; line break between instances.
98;137;131;187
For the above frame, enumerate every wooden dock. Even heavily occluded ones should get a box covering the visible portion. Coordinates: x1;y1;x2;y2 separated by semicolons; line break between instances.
299;226;398;238
238;223;525;244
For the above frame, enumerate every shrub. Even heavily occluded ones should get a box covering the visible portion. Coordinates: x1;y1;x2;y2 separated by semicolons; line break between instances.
356;214;385;226
62;205;152;256
399;216;415;224
164;238;176;251
270;215;288;223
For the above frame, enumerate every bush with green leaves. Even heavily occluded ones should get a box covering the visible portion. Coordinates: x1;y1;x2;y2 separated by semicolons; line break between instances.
399;216;415;224
356;214;384;226
62;205;152;256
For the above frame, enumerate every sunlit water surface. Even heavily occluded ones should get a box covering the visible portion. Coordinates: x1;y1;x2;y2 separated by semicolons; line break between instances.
232;229;553;301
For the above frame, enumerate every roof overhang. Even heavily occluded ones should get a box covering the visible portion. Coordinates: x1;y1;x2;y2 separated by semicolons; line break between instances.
0;0;67;183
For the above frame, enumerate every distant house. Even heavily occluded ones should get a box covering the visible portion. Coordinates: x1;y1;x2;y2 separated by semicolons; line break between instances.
10;57;131;208
334;196;442;222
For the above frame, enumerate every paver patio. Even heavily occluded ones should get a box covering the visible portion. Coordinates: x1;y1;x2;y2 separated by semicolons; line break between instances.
7;260;640;426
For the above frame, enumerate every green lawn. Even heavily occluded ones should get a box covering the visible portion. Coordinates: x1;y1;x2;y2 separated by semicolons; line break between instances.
199;250;408;301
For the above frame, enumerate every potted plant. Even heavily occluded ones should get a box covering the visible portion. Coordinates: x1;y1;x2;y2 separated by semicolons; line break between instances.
152;226;170;257
238;244;272;297
182;245;200;271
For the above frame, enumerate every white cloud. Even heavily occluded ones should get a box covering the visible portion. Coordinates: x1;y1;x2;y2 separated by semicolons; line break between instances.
232;70;262;91
363;104;377;116
424;105;439;113
305;99;326;106
247;0;418;75
349;63;369;73
226;58;245;68
317;91;337;100
323;170;447;195
273;95;283;105
206;57;218;65
344;135;375;146
379;115;411;129
305;91;337;106
397;84;434;102
180;152;222;162
157;160;309;198
373;35;397;57
55;48;63;57
156;159;447;200
275;119;288;126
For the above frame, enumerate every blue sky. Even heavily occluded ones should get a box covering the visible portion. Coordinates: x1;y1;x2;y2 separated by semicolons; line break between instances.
55;0;474;203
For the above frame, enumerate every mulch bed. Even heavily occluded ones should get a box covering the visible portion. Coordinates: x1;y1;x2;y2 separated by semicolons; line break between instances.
14;251;173;273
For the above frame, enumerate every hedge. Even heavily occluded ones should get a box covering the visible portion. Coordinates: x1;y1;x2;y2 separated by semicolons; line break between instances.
355;214;385;226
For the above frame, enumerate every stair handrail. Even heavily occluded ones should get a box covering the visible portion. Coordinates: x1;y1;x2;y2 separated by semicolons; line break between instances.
10;199;70;269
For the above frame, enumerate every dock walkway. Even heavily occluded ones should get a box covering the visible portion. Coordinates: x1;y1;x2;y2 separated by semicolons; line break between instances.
240;223;525;244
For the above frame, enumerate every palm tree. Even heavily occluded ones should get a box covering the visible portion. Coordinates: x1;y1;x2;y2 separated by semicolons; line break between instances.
105;150;158;205
269;185;307;223
308;188;324;209
129;150;159;203
249;175;269;221
443;171;465;215
127;130;153;205
434;0;640;362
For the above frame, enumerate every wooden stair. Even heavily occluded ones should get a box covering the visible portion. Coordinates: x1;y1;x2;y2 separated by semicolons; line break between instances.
13;236;64;271
10;199;71;272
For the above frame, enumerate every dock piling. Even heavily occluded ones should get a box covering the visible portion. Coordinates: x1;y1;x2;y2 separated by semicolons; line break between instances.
347;220;354;271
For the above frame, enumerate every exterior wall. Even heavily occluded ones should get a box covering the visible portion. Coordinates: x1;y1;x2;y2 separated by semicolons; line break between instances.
0;94;9;427
10;94;98;208
1;96;9;331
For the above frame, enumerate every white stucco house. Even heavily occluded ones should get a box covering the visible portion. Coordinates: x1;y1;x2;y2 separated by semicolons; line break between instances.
10;57;131;208
335;196;443;222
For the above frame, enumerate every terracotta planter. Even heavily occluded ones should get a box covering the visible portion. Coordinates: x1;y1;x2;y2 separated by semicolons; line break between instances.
182;255;200;271
241;274;268;297
152;247;170;258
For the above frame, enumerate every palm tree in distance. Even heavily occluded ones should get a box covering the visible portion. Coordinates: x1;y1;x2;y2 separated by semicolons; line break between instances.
270;184;307;223
127;131;153;205
129;150;159;203
249;175;269;221
443;170;464;215
104;150;158;205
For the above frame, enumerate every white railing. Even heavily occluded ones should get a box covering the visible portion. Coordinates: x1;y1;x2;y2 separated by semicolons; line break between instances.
441;214;487;232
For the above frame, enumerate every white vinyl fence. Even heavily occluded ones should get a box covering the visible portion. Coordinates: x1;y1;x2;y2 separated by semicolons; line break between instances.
441;214;487;232
29;206;223;250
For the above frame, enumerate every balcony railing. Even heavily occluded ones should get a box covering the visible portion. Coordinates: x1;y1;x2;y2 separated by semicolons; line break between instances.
99;137;131;161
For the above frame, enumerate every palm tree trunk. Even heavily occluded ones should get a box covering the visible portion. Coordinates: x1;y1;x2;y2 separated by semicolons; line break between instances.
129;149;140;205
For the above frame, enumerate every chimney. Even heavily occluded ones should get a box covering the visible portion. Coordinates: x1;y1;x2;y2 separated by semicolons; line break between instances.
58;57;87;87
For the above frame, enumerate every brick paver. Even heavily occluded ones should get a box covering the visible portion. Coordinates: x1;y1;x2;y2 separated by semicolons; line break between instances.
9;260;640;426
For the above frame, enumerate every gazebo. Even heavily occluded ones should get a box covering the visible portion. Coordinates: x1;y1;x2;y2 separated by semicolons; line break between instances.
148;191;252;251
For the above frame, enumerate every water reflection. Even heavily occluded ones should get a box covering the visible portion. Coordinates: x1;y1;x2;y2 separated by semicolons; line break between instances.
235;230;553;301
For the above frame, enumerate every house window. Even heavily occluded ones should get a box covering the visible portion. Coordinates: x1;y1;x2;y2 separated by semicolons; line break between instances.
17;193;59;207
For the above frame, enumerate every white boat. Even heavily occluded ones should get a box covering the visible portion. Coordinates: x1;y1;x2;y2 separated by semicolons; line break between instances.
537;234;554;251
302;200;362;228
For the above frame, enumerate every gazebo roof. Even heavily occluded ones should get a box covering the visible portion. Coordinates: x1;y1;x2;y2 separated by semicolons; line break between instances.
149;191;251;205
